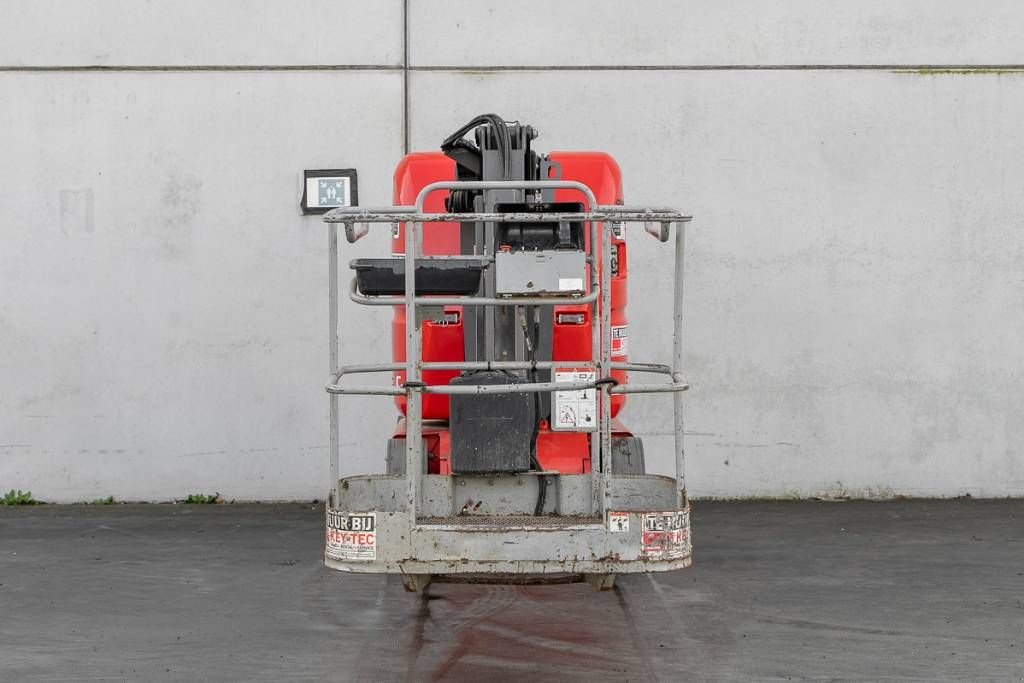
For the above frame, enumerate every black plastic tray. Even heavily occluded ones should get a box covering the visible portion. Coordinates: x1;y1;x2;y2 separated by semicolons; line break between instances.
351;257;488;296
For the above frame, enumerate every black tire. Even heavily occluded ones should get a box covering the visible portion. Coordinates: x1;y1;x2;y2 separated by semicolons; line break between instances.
609;436;646;474
385;437;430;475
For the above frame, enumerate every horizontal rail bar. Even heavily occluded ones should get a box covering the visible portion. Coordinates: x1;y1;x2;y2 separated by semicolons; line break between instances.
326;180;686;221
420;360;596;371
335;363;403;375
325;378;688;396
423;379;598;395
324;210;690;224
348;278;600;307
610;383;689;394
331;363;402;383
604;205;686;215
333;359;601;381
324;384;404;396
610;362;673;375
324;380;688;397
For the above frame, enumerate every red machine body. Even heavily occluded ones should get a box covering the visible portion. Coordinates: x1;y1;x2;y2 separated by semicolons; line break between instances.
390;151;633;474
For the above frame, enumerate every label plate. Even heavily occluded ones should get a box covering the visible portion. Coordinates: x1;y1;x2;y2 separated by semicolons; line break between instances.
608;511;630;532
641;510;691;560
552;369;597;432
325;509;377;561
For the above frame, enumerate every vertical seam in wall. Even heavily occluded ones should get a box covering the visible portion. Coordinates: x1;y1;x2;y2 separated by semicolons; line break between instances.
402;0;410;154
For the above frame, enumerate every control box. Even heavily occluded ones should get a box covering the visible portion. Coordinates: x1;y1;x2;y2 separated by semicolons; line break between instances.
495;250;586;296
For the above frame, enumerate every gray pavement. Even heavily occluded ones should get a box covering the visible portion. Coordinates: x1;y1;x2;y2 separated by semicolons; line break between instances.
0;500;1021;681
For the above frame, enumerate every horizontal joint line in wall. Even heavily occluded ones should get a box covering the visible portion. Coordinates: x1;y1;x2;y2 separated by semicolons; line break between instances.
407;64;1024;72
6;64;1024;74
0;64;404;73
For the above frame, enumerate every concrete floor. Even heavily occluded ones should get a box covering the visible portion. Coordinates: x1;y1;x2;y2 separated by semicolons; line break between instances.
0;500;1021;681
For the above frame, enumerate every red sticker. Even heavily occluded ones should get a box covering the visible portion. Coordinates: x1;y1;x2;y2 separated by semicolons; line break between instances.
641;511;690;560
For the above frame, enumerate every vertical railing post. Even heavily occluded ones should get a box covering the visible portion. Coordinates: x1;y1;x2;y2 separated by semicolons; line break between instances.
671;222;687;508
599;220;613;513
587;216;601;514
329;223;340;503
404;222;422;526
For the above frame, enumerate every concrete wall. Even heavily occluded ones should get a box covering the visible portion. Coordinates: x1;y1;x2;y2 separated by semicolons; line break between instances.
3;2;1023;501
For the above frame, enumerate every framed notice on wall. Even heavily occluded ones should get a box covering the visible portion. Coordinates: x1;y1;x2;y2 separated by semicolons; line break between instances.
302;169;358;214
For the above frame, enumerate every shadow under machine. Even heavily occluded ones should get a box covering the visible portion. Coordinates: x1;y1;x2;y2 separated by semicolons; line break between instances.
321;114;692;591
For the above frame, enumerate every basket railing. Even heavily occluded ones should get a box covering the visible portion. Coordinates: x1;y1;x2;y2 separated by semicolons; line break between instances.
322;180;691;524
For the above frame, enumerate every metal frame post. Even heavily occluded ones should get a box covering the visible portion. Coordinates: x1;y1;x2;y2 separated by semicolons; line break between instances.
329;223;340;502
672;222;687;507
404;222;422;526
598;219;613;513
588;218;602;512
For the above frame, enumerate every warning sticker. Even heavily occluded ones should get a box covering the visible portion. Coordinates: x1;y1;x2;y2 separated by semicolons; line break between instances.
641;510;691;560
611;325;629;356
608;512;630;532
552;369;597;432
325;510;376;561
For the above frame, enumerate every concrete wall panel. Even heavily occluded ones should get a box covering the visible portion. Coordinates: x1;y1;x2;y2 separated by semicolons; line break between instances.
409;69;1024;497
410;1;1024;67
5;4;1024;501
0;0;402;67
0;71;403;501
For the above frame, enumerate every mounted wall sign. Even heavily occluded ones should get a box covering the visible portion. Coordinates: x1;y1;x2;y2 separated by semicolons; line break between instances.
302;169;358;214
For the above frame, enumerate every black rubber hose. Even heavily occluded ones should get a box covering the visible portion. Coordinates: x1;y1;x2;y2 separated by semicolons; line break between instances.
531;382;545;516
528;306;547;516
440;113;511;180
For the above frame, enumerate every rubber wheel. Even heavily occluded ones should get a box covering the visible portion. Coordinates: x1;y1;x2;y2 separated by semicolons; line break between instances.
609;436;646;474
385;437;430;475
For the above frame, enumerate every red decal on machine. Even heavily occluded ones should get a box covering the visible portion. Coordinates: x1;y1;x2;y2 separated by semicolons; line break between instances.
611;325;629;356
325;510;376;561
641;510;691;560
